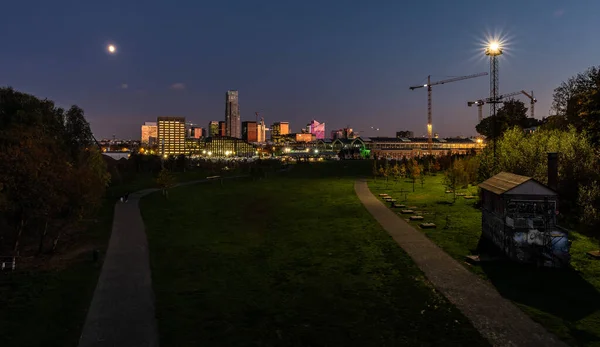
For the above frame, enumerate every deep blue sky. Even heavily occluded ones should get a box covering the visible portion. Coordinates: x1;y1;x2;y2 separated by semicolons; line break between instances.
1;1;598;139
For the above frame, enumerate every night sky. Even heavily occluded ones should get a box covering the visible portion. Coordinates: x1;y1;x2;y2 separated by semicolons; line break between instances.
1;0;598;139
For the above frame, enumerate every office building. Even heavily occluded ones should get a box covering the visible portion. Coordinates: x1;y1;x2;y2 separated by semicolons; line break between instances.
257;119;266;143
331;128;357;140
204;136;256;157
208;121;219;137
191;126;203;139
307;120;325;140
218;121;227;137
157;117;186;156
225;90;241;138
295;133;314;142
242;121;258;142
141;122;158;146
271;122;290;140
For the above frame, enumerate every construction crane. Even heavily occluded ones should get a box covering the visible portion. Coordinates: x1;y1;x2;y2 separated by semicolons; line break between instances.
409;72;488;152
468;91;524;122
520;90;537;119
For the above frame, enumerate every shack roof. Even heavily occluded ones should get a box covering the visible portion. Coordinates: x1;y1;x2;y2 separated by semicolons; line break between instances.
478;172;537;195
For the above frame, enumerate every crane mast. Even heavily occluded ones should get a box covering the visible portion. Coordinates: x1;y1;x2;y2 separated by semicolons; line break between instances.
468;90;524;122
520;90;537;119
410;72;488;153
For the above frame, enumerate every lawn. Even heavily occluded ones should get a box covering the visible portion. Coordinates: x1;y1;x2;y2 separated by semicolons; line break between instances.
0;168;216;347
369;174;600;346
141;172;489;346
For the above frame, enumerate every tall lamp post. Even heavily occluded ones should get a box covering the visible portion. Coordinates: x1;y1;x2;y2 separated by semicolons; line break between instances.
485;41;503;170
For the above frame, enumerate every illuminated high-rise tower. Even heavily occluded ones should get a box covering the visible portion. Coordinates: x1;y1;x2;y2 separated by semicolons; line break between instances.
225;90;241;138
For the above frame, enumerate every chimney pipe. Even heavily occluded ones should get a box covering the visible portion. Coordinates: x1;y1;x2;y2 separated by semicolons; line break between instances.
548;152;558;191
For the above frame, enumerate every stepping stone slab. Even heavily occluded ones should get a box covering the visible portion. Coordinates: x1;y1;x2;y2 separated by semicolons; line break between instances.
420;222;437;229
401;209;414;214
414;211;424;215
410;215;424;220
392;204;406;208
388;199;397;202
445;190;453;193
464;195;476;199
379;193;389;197
587;251;600;259
456;193;466;196
408;206;418;209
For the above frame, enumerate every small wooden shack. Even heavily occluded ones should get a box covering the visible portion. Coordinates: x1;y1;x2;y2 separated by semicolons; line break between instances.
478;172;570;267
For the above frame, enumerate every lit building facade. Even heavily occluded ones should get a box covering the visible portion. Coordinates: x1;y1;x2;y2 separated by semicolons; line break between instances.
204;136;256;157
366;137;485;159
191;126;203;139
141;122;158;145
295;133;314;142
331;128;357;140
208;121;220;137
242;121;258;142
218;121;227;137
257;118;266;143
271;122;290;140
225;90;241;138
157;117;186;156
307;120;325;140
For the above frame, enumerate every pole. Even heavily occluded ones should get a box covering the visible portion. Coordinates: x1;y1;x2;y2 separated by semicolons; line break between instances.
427;75;432;154
478;104;483;123
161;138;165;169
530;91;535;119
490;55;499;171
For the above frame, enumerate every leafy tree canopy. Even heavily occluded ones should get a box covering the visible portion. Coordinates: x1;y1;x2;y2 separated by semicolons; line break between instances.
476;99;541;138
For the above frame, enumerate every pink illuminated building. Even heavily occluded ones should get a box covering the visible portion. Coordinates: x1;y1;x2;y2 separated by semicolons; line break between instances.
307;119;325;140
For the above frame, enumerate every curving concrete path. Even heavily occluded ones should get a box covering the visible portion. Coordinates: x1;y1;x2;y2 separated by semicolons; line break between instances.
354;180;566;347
78;176;246;347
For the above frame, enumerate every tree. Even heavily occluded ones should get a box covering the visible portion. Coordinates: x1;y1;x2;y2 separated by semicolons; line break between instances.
399;162;407;178
551;66;600;145
383;160;391;183
156;168;176;198
408;159;421;192
64;106;95;163
391;163;401;183
0;88;110;257
419;165;425;188
476;99;540;138
443;160;468;203
372;160;379;179
578;181;600;231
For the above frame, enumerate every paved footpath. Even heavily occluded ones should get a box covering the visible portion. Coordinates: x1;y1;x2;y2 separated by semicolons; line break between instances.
79;176;245;347
354;180;566;347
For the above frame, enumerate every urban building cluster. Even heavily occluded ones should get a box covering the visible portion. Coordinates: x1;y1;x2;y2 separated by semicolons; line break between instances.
101;89;486;159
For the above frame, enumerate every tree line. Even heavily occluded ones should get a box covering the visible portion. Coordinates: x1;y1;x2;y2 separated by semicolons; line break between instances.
0;88;110;257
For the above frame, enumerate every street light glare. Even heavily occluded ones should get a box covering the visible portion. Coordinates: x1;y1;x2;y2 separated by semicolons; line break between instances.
489;41;499;51
107;44;116;53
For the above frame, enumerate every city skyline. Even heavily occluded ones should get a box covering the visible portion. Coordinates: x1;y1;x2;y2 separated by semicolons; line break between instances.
1;1;598;139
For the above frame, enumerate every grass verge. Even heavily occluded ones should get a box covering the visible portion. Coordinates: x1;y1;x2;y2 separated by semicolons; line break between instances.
370;174;600;346
0;169;212;347
141;174;488;346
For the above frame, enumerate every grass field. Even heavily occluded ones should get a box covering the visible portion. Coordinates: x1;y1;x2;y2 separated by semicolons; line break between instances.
369;174;600;346
141;169;489;346
0;169;217;347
